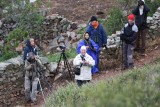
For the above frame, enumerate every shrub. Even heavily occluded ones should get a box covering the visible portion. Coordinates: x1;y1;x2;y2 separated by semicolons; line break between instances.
46;60;160;107
99;7;127;35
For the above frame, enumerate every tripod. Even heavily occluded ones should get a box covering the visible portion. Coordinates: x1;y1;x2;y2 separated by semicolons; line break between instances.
31;62;52;105
55;49;73;81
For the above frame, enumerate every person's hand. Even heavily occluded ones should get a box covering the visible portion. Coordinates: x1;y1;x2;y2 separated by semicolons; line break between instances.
84;61;90;65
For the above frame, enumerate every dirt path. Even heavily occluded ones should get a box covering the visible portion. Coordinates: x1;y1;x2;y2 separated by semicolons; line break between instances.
20;44;160;107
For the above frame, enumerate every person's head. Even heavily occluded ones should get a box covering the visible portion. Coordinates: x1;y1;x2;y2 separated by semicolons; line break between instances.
84;32;90;40
128;14;135;25
90;16;98;26
30;38;35;47
138;0;145;7
80;46;87;55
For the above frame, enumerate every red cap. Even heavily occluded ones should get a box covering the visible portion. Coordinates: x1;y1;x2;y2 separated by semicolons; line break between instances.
128;14;135;21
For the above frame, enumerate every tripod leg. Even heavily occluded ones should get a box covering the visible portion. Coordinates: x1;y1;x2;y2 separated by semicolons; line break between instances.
37;78;46;104
63;54;73;81
54;53;63;79
40;71;52;92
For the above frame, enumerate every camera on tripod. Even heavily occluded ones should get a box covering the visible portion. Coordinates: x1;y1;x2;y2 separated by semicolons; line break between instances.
57;34;66;51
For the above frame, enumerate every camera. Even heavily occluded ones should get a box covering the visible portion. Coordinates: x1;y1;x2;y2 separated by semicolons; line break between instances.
57;34;66;51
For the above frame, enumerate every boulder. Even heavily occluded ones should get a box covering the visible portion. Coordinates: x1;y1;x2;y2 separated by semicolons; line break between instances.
157;7;160;13
78;23;87;28
49;62;57;73
0;20;2;28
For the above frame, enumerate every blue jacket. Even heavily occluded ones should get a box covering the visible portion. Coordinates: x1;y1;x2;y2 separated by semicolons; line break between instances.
77;39;99;74
23;39;37;61
86;23;107;47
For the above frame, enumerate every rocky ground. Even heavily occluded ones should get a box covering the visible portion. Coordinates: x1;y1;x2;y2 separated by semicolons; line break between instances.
43;0;116;22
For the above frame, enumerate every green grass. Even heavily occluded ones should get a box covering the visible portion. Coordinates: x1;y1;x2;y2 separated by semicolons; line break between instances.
46;59;160;107
47;48;77;62
0;51;18;62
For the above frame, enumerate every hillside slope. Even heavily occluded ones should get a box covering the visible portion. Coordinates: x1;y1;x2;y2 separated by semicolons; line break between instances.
46;57;160;107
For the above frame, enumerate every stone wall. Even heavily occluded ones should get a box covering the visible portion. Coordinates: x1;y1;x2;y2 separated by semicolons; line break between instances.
0;56;24;107
0;14;82;53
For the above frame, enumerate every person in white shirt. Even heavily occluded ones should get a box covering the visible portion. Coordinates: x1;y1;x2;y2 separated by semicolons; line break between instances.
73;46;95;86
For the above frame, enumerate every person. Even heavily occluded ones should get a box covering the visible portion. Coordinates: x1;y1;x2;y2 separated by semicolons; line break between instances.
120;14;138;69
77;32;99;74
73;46;95;86
23;38;44;104
86;16;107;48
86;16;107;71
132;0;150;54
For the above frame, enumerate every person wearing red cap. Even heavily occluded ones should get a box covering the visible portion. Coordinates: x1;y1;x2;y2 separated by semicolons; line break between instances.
132;0;150;55
120;14;138;69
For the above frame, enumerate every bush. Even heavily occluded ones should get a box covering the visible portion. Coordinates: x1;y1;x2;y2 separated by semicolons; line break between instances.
46;60;160;107
99;7;127;35
0;51;18;62
145;0;160;16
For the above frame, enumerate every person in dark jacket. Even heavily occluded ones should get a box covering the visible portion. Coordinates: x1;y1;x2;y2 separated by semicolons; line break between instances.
86;16;107;71
86;16;107;48
132;0;150;54
120;14;138;69
24;38;44;104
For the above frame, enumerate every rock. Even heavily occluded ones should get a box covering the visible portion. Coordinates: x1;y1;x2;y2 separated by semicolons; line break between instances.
78;23;87;28
0;40;4;47
0;62;11;71
107;38;115;45
6;56;23;66
150;25;157;30
0;30;3;34
116;31;121;36
39;57;49;65
49;62;57;73
157;7;160;13
67;31;76;38
0;20;2;28
70;22;78;30
147;17;153;23
111;34;117;38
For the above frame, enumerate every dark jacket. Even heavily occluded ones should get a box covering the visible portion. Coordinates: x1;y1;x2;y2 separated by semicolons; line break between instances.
86;23;107;47
23;39;37;61
132;4;150;30
120;23;138;44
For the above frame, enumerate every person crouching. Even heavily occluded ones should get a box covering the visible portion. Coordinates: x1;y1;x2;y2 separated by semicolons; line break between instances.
120;14;138;69
73;46;95;86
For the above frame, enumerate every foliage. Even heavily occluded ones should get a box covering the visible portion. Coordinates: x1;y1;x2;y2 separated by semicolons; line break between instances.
46;60;160;107
47;48;77;62
0;0;45;61
0;51;18;62
99;7;127;35
145;0;160;16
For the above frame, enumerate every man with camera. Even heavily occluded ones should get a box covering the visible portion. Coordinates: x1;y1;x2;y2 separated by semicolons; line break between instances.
132;0;150;55
73;46;95;86
23;38;44;104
